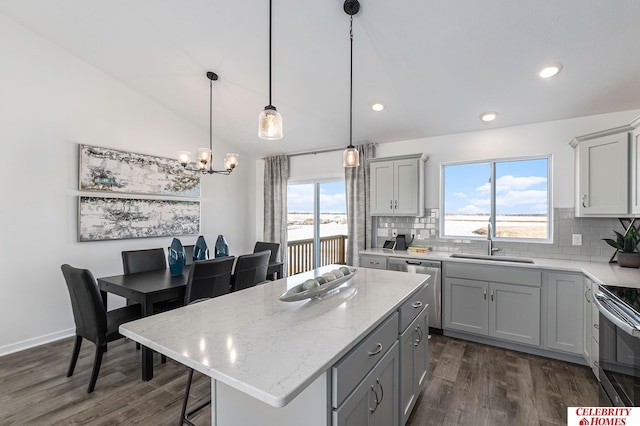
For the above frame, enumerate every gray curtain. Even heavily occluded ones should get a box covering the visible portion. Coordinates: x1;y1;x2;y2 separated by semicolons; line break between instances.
263;155;289;274
345;143;375;266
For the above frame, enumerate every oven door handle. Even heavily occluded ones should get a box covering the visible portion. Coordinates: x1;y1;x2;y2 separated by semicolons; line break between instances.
593;293;637;336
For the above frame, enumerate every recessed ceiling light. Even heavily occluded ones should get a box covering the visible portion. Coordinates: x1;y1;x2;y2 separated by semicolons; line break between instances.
480;111;498;123
539;64;562;79
371;103;385;112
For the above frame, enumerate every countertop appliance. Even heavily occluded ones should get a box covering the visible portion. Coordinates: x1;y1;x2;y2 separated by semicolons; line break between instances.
593;284;640;406
387;258;441;331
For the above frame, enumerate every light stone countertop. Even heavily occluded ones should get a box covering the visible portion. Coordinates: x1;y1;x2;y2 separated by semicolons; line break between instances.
119;264;428;408
360;248;640;289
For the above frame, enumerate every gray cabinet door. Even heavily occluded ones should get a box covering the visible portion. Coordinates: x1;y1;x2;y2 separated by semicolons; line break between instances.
399;308;428;425
576;132;629;216
333;343;399;426
359;254;387;270
489;282;541;346
546;272;584;354
393;159;419;215
583;277;592;363
444;277;488;335
370;161;394;215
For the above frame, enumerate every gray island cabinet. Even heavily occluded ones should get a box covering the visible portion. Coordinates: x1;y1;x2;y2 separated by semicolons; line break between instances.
119;265;429;426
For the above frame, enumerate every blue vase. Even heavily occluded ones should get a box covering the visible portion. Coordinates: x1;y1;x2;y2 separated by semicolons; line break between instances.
168;238;185;276
215;235;229;258
194;235;209;261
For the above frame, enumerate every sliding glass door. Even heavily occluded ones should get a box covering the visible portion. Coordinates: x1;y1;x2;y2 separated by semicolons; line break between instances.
287;180;347;275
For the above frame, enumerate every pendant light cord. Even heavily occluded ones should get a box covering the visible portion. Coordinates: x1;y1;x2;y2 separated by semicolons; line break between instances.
269;0;273;107
209;76;213;170
349;14;354;148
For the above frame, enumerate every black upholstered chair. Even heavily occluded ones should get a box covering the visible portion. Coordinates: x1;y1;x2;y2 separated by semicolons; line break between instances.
253;241;281;280
61;264;142;393
179;256;235;425
121;248;166;274
230;251;270;292
184;256;235;304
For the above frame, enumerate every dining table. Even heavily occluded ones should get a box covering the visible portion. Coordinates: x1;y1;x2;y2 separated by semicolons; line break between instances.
97;266;190;381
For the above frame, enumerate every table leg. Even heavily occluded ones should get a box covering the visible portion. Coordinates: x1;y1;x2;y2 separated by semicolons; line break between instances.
141;300;154;381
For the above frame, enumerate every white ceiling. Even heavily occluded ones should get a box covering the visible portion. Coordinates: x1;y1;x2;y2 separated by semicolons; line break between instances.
2;0;640;157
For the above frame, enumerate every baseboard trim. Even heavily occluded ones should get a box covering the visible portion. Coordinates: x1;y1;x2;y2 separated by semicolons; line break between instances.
0;328;74;357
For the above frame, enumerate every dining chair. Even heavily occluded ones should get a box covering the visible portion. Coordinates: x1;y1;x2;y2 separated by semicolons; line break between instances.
230;250;270;292
183;245;195;265
180;256;235;425
60;264;142;393
121;248;166;274
254;241;281;280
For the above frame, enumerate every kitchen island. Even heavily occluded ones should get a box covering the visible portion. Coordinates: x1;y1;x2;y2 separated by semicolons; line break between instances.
119;264;429;426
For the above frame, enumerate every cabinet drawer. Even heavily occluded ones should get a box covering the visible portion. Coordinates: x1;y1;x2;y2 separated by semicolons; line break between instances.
332;312;399;408
399;284;429;333
360;255;387;270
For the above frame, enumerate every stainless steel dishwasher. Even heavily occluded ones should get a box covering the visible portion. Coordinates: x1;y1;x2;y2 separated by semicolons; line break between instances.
387;258;442;331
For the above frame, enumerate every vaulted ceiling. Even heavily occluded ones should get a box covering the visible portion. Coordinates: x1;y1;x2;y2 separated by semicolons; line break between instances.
2;0;640;157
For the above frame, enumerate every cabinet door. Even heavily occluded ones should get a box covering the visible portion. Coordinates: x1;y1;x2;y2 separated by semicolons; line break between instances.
333;343;399;426
370;161;395;215
489;282;540;346
393;159;419;215
576;133;629;216
583;277;592;363
444;278;488;335
399;308;428;426
631;129;640;214
546;272;583;354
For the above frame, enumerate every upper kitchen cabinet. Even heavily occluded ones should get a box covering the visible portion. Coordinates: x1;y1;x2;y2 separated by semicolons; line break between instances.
370;154;428;216
571;115;640;217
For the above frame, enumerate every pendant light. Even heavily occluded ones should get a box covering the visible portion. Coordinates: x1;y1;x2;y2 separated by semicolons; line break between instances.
343;0;360;168
258;0;283;140
178;71;239;175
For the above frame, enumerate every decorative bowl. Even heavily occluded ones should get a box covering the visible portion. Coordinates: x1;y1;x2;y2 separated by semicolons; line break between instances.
279;268;357;302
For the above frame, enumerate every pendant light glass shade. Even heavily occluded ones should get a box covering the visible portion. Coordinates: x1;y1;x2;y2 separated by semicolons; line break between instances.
258;106;283;140
343;146;360;167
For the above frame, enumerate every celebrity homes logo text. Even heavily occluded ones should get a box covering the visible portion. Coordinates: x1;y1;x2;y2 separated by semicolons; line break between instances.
568;407;638;425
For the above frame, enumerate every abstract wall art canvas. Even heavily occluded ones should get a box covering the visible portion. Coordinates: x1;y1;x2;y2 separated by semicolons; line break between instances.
79;144;201;197
78;196;200;241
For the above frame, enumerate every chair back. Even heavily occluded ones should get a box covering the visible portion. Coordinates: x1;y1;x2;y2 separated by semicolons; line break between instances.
231;251;270;292
61;264;107;346
122;248;166;274
253;241;280;262
184;257;236;304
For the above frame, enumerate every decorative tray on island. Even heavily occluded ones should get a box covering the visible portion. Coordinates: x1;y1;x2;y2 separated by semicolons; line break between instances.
279;267;357;302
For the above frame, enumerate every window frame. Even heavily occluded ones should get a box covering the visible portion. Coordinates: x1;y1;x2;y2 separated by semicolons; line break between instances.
440;154;553;244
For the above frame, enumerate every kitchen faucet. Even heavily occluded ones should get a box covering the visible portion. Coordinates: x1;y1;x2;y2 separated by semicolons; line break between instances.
487;223;499;255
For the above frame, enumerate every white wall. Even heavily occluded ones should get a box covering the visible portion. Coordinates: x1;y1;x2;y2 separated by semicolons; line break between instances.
0;15;257;355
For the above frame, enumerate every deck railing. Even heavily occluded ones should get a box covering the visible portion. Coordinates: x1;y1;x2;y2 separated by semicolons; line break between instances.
287;234;347;276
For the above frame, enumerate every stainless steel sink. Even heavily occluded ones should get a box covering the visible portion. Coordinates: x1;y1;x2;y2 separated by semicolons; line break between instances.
449;253;535;264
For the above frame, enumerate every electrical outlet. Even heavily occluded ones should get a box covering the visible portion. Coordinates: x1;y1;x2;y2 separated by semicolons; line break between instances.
377;228;389;237
572;234;582;246
392;229;398;237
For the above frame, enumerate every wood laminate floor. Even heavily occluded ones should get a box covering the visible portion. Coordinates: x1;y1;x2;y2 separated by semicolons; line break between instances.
0;334;605;425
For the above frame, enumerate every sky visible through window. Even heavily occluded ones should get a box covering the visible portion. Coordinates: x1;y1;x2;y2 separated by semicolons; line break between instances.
287;181;347;213
444;158;548;215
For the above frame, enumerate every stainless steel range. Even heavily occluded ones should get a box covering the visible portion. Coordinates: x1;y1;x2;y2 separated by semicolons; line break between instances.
593;284;640;406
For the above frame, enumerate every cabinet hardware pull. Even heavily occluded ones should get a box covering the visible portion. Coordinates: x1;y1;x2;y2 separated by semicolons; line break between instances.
414;324;422;347
368;343;383;356
490;290;494;302
389;200;393;209
369;385;379;412
483;289;487;300
394;200;398;209
594;323;599;329
582;194;587;208
585;289;591;303
594;361;599;367
412;301;423;309
376;378;384;406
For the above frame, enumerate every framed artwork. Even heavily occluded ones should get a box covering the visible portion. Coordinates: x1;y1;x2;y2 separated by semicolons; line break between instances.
78;196;200;241
78;144;201;197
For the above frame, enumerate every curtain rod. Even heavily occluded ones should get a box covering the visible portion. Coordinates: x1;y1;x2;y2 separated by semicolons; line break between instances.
262;142;377;160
